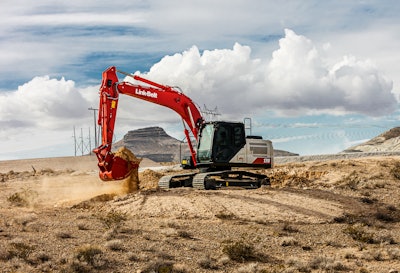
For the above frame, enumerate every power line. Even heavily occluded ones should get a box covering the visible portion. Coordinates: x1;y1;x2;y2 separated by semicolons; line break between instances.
201;104;221;121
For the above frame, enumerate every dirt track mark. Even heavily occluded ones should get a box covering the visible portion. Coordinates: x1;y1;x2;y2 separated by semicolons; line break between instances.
218;191;342;222
107;188;345;224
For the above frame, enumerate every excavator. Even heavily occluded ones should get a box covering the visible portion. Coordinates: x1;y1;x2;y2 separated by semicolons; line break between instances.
94;66;273;189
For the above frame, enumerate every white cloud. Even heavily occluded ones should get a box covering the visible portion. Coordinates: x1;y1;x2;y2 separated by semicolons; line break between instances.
0;23;399;158
266;29;397;116
130;29;397;118
0;76;93;130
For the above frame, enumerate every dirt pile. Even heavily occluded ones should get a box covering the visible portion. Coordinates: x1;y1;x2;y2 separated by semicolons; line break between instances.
114;147;142;193
267;165;327;188
139;169;164;190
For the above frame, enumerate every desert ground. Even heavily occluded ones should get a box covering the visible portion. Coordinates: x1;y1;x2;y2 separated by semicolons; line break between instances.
1;154;400;272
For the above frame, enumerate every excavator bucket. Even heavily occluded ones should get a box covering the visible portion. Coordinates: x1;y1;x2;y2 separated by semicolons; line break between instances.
96;147;141;181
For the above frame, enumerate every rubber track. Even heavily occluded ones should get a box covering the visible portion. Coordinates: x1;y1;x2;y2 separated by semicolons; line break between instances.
192;173;208;189
158;175;172;189
192;171;230;190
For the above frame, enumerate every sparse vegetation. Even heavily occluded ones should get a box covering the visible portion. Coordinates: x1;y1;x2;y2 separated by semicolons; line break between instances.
2;155;400;272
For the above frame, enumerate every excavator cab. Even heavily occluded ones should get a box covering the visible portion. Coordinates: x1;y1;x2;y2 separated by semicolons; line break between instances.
197;121;246;166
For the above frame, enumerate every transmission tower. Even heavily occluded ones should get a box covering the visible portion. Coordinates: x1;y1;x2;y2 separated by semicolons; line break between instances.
201;104;221;121
73;126;92;156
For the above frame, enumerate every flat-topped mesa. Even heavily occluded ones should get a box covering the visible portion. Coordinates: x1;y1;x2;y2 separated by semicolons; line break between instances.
123;127;170;141
113;127;188;163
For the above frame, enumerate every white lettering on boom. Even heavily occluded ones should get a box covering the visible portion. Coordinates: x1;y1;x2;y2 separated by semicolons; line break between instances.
135;89;158;98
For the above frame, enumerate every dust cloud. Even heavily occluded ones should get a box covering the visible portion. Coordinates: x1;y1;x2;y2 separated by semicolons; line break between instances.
29;147;142;207
35;174;125;207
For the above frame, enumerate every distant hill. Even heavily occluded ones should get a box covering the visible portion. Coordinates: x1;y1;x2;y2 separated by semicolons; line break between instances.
343;127;400;153
113;127;189;162
114;126;297;162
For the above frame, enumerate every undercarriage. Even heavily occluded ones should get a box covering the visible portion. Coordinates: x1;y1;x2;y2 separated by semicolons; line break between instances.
158;170;270;190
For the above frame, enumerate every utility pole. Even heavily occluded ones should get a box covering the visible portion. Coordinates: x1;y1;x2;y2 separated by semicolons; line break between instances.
88;107;98;149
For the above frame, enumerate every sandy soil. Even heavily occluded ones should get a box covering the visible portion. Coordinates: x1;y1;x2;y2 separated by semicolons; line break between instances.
1;155;400;272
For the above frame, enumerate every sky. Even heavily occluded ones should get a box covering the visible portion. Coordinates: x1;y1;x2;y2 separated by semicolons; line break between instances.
1;0;400;160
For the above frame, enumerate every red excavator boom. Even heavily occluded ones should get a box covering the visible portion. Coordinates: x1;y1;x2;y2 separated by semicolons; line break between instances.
93;66;204;181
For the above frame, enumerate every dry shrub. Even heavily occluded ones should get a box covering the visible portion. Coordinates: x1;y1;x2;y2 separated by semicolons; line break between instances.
387;248;400;260
343;225;376;244
7;189;38;207
361;249;388;261
56;231;72;239
236;262;266;273
280;236;298;247
198;255;219;270
0;247;11;261
222;240;257;262
30;250;51;264
98;209;127;229
141;259;174;273
215;211;236;220
337;171;360;190
177;230;194;239
77;222;89;230
8;239;34;261
375;205;400;223
172;263;189;273
391;162;400;180
71;244;105;271
282;222;299;233
308;256;348;271
105;239;124;251
14;213;37;226
102;228;117;240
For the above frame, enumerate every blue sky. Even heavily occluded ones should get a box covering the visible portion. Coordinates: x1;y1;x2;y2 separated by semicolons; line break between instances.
1;0;400;160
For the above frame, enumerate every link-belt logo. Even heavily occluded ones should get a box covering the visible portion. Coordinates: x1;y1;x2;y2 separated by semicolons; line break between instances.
135;89;158;98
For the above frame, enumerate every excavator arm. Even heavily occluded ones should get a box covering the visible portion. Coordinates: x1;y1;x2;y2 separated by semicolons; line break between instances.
94;66;204;181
